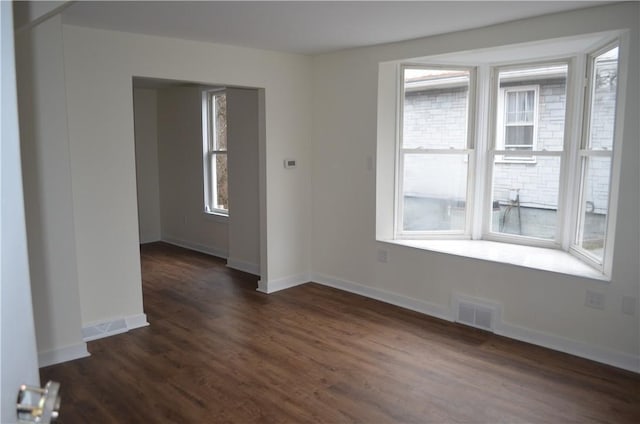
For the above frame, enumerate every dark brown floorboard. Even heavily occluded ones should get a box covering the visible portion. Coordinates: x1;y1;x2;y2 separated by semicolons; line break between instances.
41;242;640;423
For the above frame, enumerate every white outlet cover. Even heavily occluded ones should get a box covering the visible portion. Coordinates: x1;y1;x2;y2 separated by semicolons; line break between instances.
585;289;605;310
622;296;637;316
377;249;388;263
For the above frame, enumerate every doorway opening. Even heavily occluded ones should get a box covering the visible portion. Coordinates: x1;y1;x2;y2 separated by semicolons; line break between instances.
131;76;264;290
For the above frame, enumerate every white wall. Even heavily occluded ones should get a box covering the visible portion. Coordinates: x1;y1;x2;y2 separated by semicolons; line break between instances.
133;88;161;243
62;25;312;324
311;3;639;370
15;15;88;365
227;87;261;274
157;86;229;257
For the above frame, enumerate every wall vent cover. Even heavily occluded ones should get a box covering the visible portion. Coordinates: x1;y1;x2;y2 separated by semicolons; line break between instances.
454;297;498;332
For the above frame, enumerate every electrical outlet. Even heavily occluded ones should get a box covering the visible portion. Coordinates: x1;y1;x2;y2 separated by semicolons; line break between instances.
585;290;605;310
622;296;637;316
376;249;388;263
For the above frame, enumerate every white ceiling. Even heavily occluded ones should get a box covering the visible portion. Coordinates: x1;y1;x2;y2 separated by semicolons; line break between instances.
62;1;613;55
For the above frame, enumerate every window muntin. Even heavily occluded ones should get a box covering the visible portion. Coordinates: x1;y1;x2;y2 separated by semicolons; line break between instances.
573;45;619;264
203;90;228;216
398;67;473;235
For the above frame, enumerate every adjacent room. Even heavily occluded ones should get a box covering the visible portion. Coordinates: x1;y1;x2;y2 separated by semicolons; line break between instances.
3;1;639;423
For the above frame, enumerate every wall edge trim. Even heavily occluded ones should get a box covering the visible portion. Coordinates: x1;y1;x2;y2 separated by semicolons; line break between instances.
311;272;639;373
257;274;309;294
496;322;640;373
162;236;227;259
82;313;149;343
227;257;260;276
311;272;453;322
38;342;90;368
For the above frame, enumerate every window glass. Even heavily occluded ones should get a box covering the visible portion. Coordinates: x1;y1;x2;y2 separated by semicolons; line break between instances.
490;156;561;239
576;156;611;259
214;93;227;151
586;47;618;151
402;153;468;232
403;68;470;150
214;153;228;211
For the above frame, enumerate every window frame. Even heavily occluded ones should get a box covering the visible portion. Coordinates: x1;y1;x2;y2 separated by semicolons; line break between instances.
569;41;623;273
202;88;228;217
395;64;477;239
483;60;571;249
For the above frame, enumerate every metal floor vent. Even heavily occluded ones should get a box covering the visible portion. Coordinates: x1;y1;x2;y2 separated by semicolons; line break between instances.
455;299;496;332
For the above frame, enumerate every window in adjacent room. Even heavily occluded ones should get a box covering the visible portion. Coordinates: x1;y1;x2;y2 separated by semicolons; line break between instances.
203;90;228;216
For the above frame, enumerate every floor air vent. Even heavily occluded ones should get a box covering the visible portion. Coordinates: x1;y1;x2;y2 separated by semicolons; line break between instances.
454;297;498;332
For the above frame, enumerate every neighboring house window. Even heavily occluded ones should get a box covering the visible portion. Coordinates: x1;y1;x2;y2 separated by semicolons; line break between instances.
498;85;538;161
203;90;228;215
395;40;622;274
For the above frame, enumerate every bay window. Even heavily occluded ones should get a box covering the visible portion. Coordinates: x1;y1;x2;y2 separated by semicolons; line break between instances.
391;36;625;275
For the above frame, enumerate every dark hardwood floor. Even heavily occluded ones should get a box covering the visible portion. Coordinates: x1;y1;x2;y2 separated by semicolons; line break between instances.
41;242;640;423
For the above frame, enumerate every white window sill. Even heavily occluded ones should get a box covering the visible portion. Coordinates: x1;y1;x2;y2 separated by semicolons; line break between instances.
382;239;609;282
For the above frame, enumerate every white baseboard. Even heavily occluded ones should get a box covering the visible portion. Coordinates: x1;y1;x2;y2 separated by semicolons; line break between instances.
139;235;161;244
39;342;90;368
496;322;640;373
257;273;309;294
312;273;639;373
227;257;260;276
312;273;452;322
82;313;149;342
162;236;227;260
125;313;150;331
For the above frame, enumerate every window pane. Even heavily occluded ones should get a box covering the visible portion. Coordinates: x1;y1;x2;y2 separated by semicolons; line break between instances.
403;68;470;150
506;90;535;123
213;153;228;211
587;47;618;150
506;92;518;121
491;156;561;239
505;126;533;148
214;93;227;151
499;65;567;152
576;156;611;260
402;153;468;231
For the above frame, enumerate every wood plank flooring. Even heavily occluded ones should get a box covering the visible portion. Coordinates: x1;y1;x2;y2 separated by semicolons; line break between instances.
41;242;640;423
